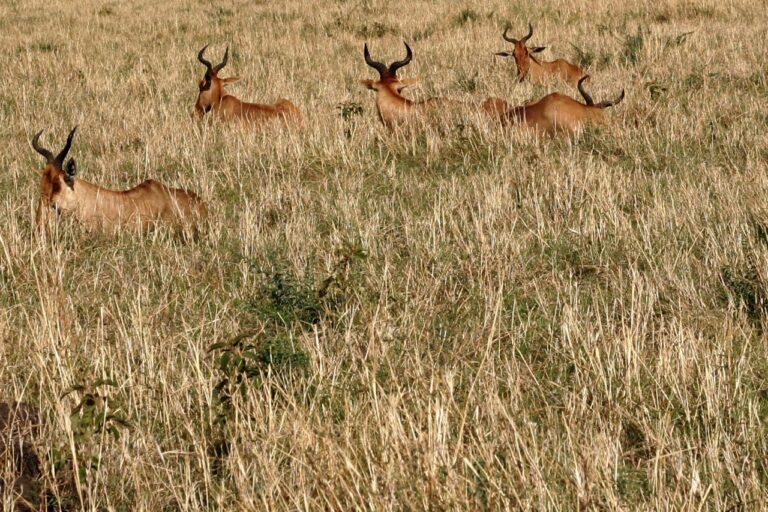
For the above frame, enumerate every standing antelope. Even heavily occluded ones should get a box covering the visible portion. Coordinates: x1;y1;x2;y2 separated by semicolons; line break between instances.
361;43;456;127
483;76;624;135
195;45;302;125
32;127;207;234
495;23;584;86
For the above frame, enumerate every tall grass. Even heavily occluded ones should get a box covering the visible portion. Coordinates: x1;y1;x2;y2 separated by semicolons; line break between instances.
1;0;767;509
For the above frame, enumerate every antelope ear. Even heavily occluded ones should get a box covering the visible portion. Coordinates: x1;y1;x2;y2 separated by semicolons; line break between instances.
65;158;76;176
530;46;547;53
495;51;512;57
360;79;377;90
396;77;420;91
221;76;241;84
64;158;76;187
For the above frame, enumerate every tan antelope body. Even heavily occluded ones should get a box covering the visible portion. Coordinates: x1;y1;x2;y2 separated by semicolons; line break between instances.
195;45;302;125
361;43;459;128
33;128;207;234
483;76;624;135
495;24;584;86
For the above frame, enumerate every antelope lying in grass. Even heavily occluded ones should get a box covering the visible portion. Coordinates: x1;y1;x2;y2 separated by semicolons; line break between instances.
483;76;624;135
361;42;460;128
195;45;302;125
495;23;584;86
32;127;207;234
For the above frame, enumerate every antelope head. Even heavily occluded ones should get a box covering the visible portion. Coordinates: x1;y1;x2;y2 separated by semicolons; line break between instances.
195;45;240;117
31;127;78;216
361;42;420;94
495;23;546;80
577;75;625;109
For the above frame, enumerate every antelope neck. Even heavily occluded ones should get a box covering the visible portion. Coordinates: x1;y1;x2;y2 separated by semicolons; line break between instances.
376;84;411;109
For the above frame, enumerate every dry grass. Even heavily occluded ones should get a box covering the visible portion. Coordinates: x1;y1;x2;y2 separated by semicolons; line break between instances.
1;0;767;509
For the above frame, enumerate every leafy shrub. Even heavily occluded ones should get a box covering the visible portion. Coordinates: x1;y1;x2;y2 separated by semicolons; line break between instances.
721;264;768;323
571;44;595;68
57;380;131;487
337;102;364;121
456;71;479;93
621;27;645;65
356;22;394;38
207;246;367;473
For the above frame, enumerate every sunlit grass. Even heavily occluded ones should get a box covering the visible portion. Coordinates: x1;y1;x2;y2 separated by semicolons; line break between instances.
1;0;767;509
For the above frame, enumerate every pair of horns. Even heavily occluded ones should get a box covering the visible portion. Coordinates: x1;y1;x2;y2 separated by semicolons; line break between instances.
502;23;534;44
198;44;229;76
578;76;625;108
31;126;77;168
364;42;413;78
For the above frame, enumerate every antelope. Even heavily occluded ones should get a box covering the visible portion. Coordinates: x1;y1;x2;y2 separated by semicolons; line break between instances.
32;127;207;235
483;76;624;135
361;42;458;127
195;45;302;125
495;23;584;86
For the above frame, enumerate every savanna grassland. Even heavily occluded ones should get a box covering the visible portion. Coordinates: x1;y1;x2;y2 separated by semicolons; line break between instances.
1;0;767;509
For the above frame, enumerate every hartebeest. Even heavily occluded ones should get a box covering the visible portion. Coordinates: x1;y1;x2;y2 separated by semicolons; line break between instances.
495;23;584;86
32;127;207;234
195;45;302;125
361;43;458;127
483;76;624;135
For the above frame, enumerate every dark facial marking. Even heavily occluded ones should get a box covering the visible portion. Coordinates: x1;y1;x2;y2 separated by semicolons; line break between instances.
200;75;212;92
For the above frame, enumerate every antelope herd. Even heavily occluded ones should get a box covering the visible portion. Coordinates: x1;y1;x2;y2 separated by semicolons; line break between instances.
30;23;625;235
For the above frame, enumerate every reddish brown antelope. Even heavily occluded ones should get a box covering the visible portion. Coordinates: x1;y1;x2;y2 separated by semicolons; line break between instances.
32;127;207;234
483;76;624;135
361;42;458;127
495;23;584;86
195;45;302;125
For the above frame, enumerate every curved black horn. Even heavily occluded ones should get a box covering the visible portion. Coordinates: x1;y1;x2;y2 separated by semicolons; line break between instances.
31;130;54;163
364;43;388;77
502;27;518;44
213;46;228;73
198;44;213;74
596;89;625;109
521;23;534;43
388;42;413;76
578;76;594;106
53;126;77;168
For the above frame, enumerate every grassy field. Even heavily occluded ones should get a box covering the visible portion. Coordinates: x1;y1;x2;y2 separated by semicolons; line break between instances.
1;0;767;509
